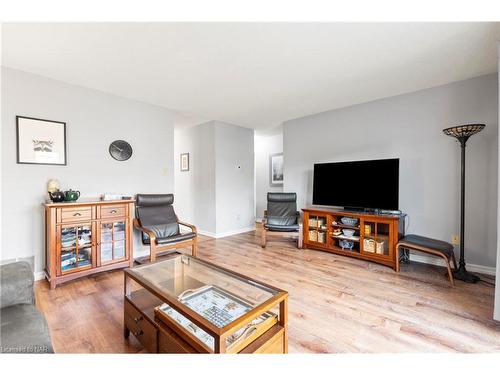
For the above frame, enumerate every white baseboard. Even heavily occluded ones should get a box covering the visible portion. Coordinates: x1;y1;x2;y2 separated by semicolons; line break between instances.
409;253;496;276
34;271;45;281
198;226;256;239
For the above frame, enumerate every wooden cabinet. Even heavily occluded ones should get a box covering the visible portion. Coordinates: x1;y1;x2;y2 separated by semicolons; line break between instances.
44;199;135;289
302;207;405;269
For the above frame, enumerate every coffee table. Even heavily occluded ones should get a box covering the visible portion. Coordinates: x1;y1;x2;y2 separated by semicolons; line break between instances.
124;252;288;353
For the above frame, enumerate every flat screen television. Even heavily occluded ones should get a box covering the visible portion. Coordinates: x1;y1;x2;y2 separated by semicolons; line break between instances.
312;158;399;211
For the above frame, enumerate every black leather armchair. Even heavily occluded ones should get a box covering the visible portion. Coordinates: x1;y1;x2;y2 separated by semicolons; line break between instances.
133;194;197;262
261;192;301;248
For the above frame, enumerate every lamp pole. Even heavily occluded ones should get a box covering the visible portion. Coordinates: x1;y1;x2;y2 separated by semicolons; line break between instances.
443;124;485;283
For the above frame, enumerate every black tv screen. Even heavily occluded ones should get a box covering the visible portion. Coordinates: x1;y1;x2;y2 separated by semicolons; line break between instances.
312;158;399;210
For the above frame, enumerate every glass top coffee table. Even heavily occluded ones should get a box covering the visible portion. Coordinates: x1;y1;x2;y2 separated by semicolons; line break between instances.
124;252;288;353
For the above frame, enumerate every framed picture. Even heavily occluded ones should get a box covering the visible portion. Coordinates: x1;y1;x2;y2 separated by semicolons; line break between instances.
16;116;67;165
180;153;190;171
269;153;284;186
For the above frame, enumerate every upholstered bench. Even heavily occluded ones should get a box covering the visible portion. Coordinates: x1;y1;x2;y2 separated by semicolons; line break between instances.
396;234;458;286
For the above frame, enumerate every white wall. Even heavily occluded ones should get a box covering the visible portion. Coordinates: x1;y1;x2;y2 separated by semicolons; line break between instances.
495;46;500;322
255;132;283;220
1;67;176;271
284;73;498;269
214;121;255;234
174;122;216;233
174;121;255;237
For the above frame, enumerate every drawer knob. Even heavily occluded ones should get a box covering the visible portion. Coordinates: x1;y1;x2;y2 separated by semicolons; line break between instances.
73;212;81;217
110;210;117;214
134;330;144;336
134;316;143;323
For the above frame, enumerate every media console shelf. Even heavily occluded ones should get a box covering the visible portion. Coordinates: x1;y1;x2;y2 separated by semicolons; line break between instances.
302;207;405;269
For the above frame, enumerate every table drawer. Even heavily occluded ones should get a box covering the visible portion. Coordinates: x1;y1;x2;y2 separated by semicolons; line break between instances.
158;323;197;353
58;207;92;223
239;326;285;354
101;204;126;219
124;299;157;352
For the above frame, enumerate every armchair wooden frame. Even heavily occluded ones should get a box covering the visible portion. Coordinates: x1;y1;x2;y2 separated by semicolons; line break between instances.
261;210;301;249
133;218;198;262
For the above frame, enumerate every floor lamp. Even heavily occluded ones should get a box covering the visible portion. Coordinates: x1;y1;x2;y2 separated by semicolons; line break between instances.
443;124;485;283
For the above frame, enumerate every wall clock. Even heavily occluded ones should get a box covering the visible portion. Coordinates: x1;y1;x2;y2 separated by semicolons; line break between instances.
109;140;133;161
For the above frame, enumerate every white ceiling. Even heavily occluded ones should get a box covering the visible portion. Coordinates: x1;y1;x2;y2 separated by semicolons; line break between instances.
2;23;500;129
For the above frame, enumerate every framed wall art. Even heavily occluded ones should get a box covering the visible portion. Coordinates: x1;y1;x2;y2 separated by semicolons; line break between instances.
180;152;190;171
269;153;283;186
16;116;67;165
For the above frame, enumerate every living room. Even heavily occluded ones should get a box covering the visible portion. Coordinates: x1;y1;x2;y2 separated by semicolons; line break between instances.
1;1;500;373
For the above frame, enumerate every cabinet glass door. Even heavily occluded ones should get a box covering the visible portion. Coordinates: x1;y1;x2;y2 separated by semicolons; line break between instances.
60;224;93;273
100;221;127;264
361;220;391;257
306;214;328;245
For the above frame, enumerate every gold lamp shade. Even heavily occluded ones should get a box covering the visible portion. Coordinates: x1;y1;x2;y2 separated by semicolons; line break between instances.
443;124;485;139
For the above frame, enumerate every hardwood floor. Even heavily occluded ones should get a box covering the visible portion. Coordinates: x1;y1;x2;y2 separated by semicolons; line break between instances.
35;228;500;353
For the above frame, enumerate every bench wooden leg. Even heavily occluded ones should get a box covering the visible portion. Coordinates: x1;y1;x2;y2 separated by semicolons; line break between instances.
395;244;401;273
261;227;267;248
442;253;455;287
451;252;458;270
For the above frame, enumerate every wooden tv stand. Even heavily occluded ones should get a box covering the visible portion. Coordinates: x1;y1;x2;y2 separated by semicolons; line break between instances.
302;207;405;270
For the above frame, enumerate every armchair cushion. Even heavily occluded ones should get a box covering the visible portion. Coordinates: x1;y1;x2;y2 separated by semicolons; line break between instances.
155;232;197;245
141;223;180;244
264;223;300;232
136;194;180;245
136;194;174;207
266;192;299;227
0;261;34;309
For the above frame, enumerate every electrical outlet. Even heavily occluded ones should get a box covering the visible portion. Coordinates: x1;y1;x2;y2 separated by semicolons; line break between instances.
452;235;460;245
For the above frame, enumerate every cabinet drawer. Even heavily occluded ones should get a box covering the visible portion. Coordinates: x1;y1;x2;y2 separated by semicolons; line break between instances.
58;207;92;223
124;299;157;352
101;205;126;219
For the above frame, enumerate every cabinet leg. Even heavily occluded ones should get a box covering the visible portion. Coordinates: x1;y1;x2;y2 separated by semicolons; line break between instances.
124;326;130;339
49;280;56;290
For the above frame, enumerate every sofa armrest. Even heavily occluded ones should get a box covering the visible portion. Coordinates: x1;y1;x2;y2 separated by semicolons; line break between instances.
0;261;34;309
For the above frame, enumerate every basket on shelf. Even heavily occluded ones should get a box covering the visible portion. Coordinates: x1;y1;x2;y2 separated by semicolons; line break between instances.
364;238;385;254
375;240;385;254
308;219;318;227
363;238;376;253
317;231;325;243
309;230;318;242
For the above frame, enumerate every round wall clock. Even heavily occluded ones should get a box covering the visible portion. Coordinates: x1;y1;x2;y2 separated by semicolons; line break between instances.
109;140;133;161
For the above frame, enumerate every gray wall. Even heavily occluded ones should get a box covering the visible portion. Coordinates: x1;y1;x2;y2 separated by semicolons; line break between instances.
1;67;176;271
174;122;216;233
214;121;255;234
255;133;283;220
284;73;498;268
174;121;255;236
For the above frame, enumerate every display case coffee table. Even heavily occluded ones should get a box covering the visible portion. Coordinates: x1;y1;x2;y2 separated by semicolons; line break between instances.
124;252;288;353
